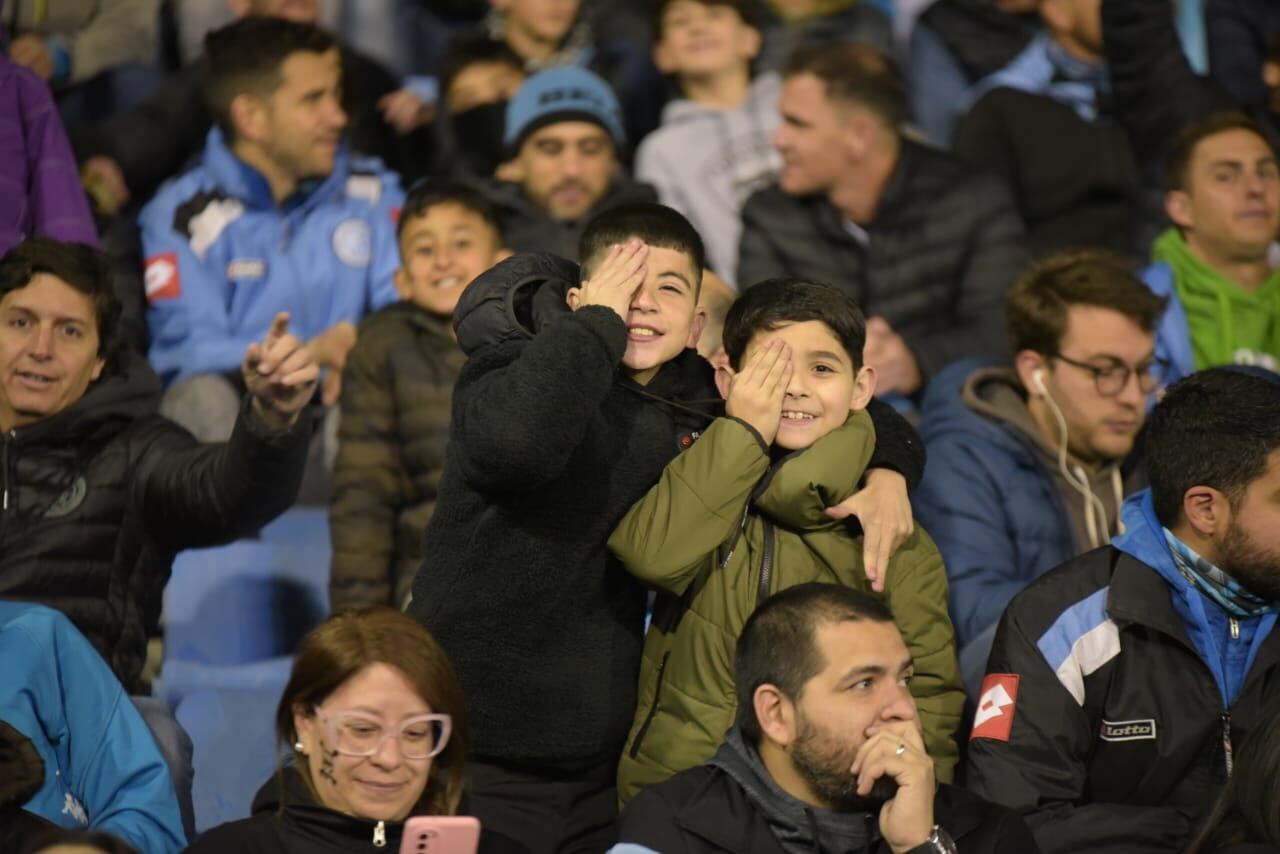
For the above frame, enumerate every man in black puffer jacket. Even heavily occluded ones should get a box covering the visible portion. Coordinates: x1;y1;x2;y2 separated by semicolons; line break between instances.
0;237;315;834
0;237;314;691
408;203;927;854
738;41;1028;401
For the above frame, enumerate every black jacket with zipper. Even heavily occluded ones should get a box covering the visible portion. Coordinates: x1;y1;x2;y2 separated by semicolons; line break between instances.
966;547;1280;854
0;349;310;691
183;766;526;853
617;761;1037;854
737;139;1029;382
406;252;926;773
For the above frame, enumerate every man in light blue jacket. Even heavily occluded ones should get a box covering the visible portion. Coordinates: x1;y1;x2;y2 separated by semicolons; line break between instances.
139;17;402;443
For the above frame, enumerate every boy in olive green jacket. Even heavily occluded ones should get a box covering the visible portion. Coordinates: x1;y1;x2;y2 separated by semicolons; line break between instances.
609;279;963;804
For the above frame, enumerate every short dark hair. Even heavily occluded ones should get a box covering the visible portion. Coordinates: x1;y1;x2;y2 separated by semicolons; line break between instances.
438;33;525;107
1147;368;1280;526
723;278;866;371
0;238;120;358
1165;111;1271;192
578;203;705;292
397;179;505;244
735;583;895;744
653;0;764;40
782;41;907;131
1005;249;1167;356
201;17;337;138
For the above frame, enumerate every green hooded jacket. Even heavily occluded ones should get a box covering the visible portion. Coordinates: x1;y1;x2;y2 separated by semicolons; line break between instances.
1153;228;1280;371
609;412;963;805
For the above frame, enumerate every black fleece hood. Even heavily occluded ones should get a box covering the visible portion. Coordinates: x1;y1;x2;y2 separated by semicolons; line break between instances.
452;252;580;357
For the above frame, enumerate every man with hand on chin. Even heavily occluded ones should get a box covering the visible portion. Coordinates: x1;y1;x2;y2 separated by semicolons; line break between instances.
611;583;1036;854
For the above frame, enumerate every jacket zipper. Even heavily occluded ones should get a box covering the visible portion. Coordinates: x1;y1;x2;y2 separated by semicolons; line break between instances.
720;505;750;569
2;430;12;513
629;652;671;759
1230;617;1240;640
756;521;776;605
373;819;386;847
1221;711;1234;776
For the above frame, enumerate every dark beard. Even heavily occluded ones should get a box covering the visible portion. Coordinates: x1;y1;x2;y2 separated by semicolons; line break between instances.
790;711;898;813
1219;520;1280;603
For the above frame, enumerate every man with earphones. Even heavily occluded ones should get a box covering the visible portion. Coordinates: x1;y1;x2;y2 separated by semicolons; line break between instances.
913;249;1167;694
965;367;1280;854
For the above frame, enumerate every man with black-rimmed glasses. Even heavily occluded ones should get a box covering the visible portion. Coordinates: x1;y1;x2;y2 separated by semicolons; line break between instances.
912;249;1168;694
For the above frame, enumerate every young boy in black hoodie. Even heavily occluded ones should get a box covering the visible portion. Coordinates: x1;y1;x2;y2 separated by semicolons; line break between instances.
408;202;923;854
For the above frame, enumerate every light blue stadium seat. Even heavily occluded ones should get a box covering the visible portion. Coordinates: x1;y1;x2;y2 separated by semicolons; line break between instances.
163;509;331;667
165;657;294;833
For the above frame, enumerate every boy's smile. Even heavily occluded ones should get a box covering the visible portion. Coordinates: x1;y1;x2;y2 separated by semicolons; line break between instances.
740;320;874;450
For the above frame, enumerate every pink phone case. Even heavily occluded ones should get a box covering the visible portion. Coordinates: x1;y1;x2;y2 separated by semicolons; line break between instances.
399;816;482;854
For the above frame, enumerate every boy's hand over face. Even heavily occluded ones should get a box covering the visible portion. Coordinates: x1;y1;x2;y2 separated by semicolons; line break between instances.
570;240;648;323
724;340;792;446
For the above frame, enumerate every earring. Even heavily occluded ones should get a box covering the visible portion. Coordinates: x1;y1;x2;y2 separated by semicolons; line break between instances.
294;741;306;753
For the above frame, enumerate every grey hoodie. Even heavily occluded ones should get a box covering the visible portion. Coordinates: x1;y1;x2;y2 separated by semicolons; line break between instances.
635;73;782;288
961;366;1134;552
708;727;879;854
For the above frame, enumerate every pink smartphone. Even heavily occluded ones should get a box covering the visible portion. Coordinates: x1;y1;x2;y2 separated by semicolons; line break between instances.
399;816;482;854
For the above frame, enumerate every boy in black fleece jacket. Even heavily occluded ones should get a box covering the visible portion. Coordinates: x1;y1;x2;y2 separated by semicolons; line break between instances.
408;203;924;854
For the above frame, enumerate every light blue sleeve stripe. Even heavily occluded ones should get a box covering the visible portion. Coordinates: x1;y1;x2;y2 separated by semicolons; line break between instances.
1036;586;1111;673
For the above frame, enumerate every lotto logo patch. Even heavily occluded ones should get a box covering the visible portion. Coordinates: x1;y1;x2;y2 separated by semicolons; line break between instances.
1100;718;1157;742
144;252;181;301
970;673;1019;742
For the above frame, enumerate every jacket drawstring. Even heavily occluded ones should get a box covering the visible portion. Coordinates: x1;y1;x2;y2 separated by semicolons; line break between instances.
805;807;821;853
1041;381;1116;548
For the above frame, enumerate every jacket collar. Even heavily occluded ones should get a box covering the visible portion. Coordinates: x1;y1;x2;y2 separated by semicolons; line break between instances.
6;350;163;447
252;765;407;848
752;410;875;529
810;138;923;237
672;761;990;853
201;126;350;214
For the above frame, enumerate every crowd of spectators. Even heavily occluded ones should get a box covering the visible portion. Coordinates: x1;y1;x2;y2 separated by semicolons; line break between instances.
3;0;1280;853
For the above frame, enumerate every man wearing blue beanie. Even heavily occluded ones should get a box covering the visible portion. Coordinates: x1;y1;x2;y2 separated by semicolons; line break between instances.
476;66;657;260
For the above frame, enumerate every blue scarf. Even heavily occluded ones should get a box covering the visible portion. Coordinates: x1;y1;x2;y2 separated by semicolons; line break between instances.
1163;529;1280;619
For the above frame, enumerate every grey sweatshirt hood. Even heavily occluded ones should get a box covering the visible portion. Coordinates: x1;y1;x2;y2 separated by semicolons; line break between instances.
708;727;879;854
634;73;782;286
962;365;1126;551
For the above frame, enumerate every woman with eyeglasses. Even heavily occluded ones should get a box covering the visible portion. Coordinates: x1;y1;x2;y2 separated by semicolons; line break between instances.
184;606;525;853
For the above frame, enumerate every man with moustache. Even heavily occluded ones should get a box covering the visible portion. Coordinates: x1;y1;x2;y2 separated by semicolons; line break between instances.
474;66;657;261
967;368;1280;854
138;17;402;445
611;584;1037;854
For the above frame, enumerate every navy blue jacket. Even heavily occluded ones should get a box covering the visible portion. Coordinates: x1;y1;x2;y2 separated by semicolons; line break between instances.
913;359;1075;657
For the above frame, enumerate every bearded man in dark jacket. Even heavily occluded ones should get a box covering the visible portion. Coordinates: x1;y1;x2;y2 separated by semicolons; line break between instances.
472;66;658;262
0;235;315;690
738;42;1029;401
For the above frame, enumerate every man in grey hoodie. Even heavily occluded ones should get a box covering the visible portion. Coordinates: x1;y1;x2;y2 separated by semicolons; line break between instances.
635;0;780;288
912;249;1167;693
